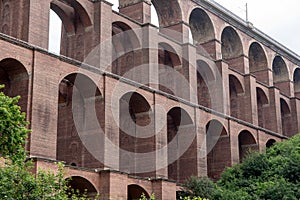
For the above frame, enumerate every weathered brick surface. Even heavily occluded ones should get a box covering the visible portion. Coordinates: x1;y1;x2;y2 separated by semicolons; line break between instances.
0;0;300;198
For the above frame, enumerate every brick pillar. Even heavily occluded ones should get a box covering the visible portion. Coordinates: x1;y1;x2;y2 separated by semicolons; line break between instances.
119;0;151;24
244;74;257;124
274;80;293;97
216;60;230;115
268;87;281;133
198;39;222;60
226;54;249;74
290;98;300;136
0;0;51;49
152;179;177;200
252;68;272;86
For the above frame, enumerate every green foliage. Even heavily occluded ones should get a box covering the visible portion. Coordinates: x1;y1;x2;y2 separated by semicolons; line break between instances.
140;193;155;200
0;85;30;164
180;176;216;199
0;85;97;199
180;134;300;200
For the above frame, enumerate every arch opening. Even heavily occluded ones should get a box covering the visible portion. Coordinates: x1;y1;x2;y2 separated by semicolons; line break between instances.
49;9;62;54
189;8;215;45
229;75;245;120
293;68;300;94
256;87;269;129
266;139;276;148
127;184;149;200
158;43;182;95
0;58;29;113
67;176;98;199
206;120;230;180
119;92;154;176
167;107;196;183
280;98;292;137
249;42;268;83
272;56;289;83
238;130;258;161
197;60;215;108
57;73;104;168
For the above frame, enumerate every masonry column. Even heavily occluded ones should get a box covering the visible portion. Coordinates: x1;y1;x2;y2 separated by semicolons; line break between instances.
244;74;258;124
268;87;281;133
0;0;51;49
119;0;151;24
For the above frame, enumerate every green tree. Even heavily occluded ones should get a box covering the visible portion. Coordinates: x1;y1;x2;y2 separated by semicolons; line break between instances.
0;85;98;199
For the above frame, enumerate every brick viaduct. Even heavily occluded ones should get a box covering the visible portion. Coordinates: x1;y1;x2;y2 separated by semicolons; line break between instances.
0;0;300;199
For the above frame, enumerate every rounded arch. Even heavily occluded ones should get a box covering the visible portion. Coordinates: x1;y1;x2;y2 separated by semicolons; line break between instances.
167;107;196;182
256;87;269;129
0;58;29;112
293;68;300;93
112;21;141;76
119;92;154;175
189;8;215;45
238;130;258;161
229;74;245;119
57;73;104;168
221;26;243;60
151;0;182;27
266;139;276;148
280;98;292;137
67;176;98;198
127;184;149;200
196;60;215;108
206;119;230;180
249;42;268;73
272;56;289;83
158;42;182;95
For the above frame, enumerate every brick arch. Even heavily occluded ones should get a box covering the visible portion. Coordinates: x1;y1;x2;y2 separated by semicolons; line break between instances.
197;60;215;108
119;92;154;176
206;119;231;180
238;130;258;161
128;184;150;200
256;87;269;129
266;139;276;148
221;26;244;72
167;107;196;183
229;74;245;119
66;176;98;198
249;42;269;83
158;42;182;95
189;8;215;45
280;98;292;137
293;68;300;94
272;56;289;83
57;73;104;168
0;58;29;113
112;21;141;76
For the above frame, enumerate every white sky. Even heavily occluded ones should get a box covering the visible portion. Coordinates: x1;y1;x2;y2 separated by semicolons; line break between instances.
49;0;300;56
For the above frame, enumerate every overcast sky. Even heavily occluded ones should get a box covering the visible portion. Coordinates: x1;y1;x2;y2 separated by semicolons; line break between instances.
49;0;300;56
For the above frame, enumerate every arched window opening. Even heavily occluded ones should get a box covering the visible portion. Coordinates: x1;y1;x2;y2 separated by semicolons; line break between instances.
57;73;104;168
249;42;268;83
293;68;300;94
119;92;154;176
280;98;292;137
256;87;269;129
229;75;244;120
0;58;29;113
151;3;159;27
197;60;215;108
272;56;289;83
238;131;258;161
167;107;196;183
189;8;214;46
266;139;276;149
112;22;141;78
206;120;230;180
48;9;62;54
221;27;244;71
67;176;98;199
128;185;149;200
158;43;182;95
